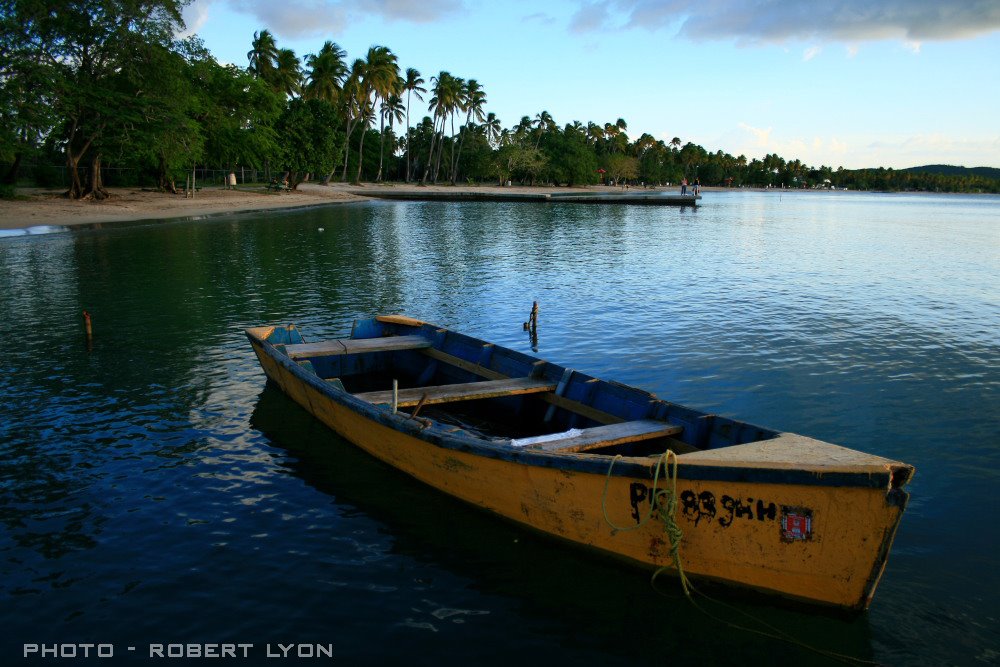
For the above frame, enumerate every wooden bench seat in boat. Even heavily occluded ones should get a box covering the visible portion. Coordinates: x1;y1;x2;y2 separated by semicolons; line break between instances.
519;420;683;454
353;377;558;408
286;335;431;360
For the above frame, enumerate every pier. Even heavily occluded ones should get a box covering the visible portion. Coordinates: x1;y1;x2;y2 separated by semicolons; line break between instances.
361;189;700;206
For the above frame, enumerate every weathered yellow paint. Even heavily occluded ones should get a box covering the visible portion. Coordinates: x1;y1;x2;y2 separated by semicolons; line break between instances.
249;338;904;609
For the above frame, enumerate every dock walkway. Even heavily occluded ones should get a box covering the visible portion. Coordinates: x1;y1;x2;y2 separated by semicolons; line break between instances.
362;189;700;206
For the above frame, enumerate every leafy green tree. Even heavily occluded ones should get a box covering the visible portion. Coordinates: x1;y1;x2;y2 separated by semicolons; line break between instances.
275;98;343;189
28;0;187;198
606;154;639;185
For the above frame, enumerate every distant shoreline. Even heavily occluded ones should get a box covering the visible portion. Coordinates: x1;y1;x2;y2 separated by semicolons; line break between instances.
1;182;989;232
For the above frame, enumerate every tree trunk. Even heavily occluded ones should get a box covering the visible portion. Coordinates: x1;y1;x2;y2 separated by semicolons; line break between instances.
66;150;84;199
405;92;412;182
156;154;177;193
83;153;108;200
354;124;367;184
421;116;439;185
433;121;446;184
448;114;462;184
375;113;386;182
341;114;360;182
3;152;22;185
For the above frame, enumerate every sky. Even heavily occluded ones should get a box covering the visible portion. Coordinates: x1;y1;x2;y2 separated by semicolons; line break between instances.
180;0;1000;169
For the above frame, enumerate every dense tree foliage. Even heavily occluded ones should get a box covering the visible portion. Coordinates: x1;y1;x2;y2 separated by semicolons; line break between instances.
1;10;997;197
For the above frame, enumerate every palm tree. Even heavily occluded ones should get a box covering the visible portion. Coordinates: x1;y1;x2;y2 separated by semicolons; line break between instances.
273;48;301;98
247;30;278;81
533;110;554;149
451;79;486;183
355;46;399;184
586;121;604;146
670;136;682;150
377;93;405;182
402;68;426;182
423;71;457;184
304;41;347;104
484;112;501;149
305;42;349;185
340;59;365;181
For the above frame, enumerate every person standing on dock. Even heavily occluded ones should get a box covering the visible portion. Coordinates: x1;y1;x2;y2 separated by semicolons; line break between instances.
694;178;700;195
681;177;688;195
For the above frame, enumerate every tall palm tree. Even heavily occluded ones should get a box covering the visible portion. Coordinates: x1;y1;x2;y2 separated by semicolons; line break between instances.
340;59;365;181
586;121;604;146
433;74;463;183
422;72;454;184
304;41;347;104
533;110;554;149
377;93;404;182
484;112;501;149
354;46;399;184
449;79;486;183
247;30;278;81
273;48;301;98
402;68;426;182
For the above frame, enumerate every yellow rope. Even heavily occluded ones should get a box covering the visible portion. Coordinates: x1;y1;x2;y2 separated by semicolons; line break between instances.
601;450;691;596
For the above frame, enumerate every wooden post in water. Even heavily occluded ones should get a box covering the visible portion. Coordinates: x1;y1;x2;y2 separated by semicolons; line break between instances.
523;301;539;349
82;310;93;352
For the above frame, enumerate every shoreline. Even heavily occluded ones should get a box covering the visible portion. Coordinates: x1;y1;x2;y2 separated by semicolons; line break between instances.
0;182;981;233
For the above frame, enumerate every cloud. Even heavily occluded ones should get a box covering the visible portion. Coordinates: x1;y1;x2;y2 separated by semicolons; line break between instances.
523;12;556;27
199;0;464;38
569;0;1000;44
738;122;772;147
803;45;821;61
569;1;612;33
178;0;212;38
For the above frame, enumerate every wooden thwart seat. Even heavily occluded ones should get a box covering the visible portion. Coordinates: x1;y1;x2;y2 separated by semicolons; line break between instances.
354;377;557;408
286;335;431;360
524;420;683;454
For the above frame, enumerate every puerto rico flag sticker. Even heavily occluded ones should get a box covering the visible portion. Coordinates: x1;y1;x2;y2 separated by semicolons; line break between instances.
781;507;813;542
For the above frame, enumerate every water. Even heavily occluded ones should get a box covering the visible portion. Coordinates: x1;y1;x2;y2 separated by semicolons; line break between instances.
1;191;997;665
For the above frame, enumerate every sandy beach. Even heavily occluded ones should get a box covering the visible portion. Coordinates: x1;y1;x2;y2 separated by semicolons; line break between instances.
0;182;694;231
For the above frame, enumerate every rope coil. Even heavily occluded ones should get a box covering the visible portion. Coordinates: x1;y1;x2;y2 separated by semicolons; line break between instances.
602;450;691;596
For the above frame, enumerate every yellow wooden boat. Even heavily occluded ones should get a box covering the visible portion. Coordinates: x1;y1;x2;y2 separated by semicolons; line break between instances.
247;315;913;610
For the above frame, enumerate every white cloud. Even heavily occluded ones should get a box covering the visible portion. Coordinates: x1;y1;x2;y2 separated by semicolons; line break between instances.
569;0;1000;44
737;122;772;147
803;45;821;61
178;0;213;38
191;0;464;39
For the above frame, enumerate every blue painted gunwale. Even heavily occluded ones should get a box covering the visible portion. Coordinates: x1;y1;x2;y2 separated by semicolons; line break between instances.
249;318;898;490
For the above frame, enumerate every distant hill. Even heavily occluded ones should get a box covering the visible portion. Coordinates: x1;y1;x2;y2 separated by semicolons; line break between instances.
902;164;1000;179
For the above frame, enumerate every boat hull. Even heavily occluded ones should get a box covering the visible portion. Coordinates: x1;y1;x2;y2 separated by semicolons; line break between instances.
248;322;910;610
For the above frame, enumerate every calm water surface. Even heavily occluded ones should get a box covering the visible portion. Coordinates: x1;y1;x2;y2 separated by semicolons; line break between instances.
1;191;997;665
